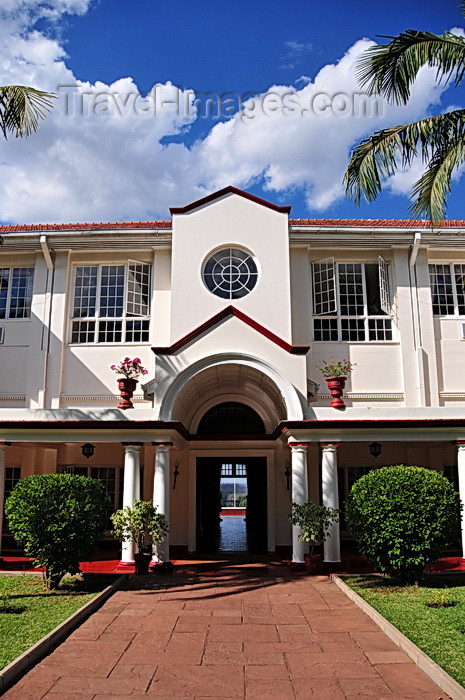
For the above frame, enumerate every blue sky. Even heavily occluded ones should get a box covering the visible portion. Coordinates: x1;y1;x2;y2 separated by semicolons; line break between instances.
1;0;464;223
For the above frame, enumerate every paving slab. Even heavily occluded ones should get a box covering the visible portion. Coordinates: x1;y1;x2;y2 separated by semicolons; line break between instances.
2;566;453;699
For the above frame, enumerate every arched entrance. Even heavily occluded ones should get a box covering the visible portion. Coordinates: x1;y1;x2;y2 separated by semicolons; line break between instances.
157;354;304;556
195;402;268;553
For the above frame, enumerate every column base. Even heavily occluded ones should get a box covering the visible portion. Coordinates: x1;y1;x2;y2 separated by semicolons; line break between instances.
118;560;135;567
288;561;306;572
151;561;174;574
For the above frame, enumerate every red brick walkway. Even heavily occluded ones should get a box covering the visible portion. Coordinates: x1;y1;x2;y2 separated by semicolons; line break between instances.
3;567;451;699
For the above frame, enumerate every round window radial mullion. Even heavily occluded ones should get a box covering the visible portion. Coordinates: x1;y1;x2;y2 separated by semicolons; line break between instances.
203;248;258;299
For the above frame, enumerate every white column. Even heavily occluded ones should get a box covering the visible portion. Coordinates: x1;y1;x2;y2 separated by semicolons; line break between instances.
321;442;341;563
290;443;309;564
457;442;465;559
121;443;142;564
0;444;8;558
152;443;171;563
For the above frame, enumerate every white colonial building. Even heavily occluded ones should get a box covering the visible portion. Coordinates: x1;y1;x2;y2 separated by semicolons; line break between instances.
1;186;465;565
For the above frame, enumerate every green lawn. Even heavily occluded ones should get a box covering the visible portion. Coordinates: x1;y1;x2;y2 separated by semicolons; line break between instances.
345;574;465;688
0;574;117;670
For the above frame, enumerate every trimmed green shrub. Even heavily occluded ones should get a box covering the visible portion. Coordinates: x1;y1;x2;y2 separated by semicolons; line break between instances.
5;473;110;589
346;465;462;585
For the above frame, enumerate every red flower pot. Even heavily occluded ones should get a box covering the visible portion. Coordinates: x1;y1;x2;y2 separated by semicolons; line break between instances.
134;552;151;575
325;376;347;410
304;553;323;574
117;378;138;409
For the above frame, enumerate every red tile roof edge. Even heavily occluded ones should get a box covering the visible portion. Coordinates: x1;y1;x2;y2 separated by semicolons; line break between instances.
1;218;465;233
289;218;465;228
0;221;171;232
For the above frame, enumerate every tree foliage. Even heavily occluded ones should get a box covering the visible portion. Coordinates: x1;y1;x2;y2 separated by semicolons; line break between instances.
5;474;110;589
0;85;55;139
344;5;465;221
111;500;169;554
289;501;339;556
346;465;461;585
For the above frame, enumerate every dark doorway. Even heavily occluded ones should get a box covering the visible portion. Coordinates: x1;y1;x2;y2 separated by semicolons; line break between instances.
196;457;267;553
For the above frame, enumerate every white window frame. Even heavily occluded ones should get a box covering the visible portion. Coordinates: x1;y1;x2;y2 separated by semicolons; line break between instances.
312;257;337;316
429;263;465;317
0;267;34;320
70;261;151;344
378;255;390;315
311;259;393;342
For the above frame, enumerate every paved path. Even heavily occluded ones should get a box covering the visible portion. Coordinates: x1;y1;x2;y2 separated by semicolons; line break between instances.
3;567;450;699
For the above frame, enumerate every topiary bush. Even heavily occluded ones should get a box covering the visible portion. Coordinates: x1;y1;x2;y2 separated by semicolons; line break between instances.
346;465;462;585
5;473;110;589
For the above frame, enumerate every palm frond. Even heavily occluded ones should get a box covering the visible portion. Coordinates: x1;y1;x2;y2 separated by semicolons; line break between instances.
344;108;465;219
0;85;55;139
357;30;465;104
410;128;465;220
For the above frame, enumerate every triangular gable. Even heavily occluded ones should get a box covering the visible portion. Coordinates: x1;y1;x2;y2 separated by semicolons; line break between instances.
152;306;309;355
169;186;291;215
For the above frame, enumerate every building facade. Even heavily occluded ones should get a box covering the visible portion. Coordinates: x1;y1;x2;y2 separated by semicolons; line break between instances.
1;186;465;565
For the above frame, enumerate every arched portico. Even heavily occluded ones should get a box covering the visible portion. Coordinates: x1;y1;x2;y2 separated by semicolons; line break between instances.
158;353;305;424
153;353;304;560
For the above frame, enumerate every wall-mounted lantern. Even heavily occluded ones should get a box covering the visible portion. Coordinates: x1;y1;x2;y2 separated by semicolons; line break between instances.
369;442;382;458
81;443;95;460
173;462;180;489
284;463;291;490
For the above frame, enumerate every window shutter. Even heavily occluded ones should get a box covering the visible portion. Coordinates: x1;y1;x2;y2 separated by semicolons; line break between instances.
126;261;150;316
312;257;336;316
378;256;390;314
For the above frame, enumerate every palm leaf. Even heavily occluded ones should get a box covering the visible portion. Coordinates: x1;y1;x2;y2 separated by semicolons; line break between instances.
344;109;465;220
0;85;55;139
357;30;465;104
410;125;465;221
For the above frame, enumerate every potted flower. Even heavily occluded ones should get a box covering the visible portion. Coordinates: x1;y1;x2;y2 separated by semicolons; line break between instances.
314;356;356;409
110;357;148;409
111;500;169;574
289;500;340;573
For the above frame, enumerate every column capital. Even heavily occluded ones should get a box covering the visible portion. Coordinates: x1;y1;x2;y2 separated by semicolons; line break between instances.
0;442;11;446
121;441;144;446
288;441;310;451
152;441;173;447
320;441;340;451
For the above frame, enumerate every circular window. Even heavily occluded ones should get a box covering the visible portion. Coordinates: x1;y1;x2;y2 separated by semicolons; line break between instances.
203;248;258;299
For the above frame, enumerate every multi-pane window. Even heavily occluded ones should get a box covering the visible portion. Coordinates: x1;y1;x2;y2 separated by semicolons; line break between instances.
0;268;34;319
429;264;465;315
220;462;248;477
60;465;143;516
4;466;21;496
312;257;392;341
3;467;21;532
443;465;459;491
71;261;151;343
203;249;258;299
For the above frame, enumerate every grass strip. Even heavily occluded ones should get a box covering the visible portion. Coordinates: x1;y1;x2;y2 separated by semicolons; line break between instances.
345;574;465;688
0;574;118;670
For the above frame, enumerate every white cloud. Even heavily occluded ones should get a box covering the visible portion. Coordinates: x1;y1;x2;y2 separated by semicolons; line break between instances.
0;4;458;222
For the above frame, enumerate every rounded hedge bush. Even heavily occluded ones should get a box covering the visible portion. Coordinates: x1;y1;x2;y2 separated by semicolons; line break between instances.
5;473;110;588
346;465;461;584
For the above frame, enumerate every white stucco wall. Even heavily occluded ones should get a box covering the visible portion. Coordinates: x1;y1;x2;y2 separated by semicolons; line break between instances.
170;192;292;343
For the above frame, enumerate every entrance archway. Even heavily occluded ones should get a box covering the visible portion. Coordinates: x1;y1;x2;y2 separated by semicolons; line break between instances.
196;456;268;553
157;355;300;556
